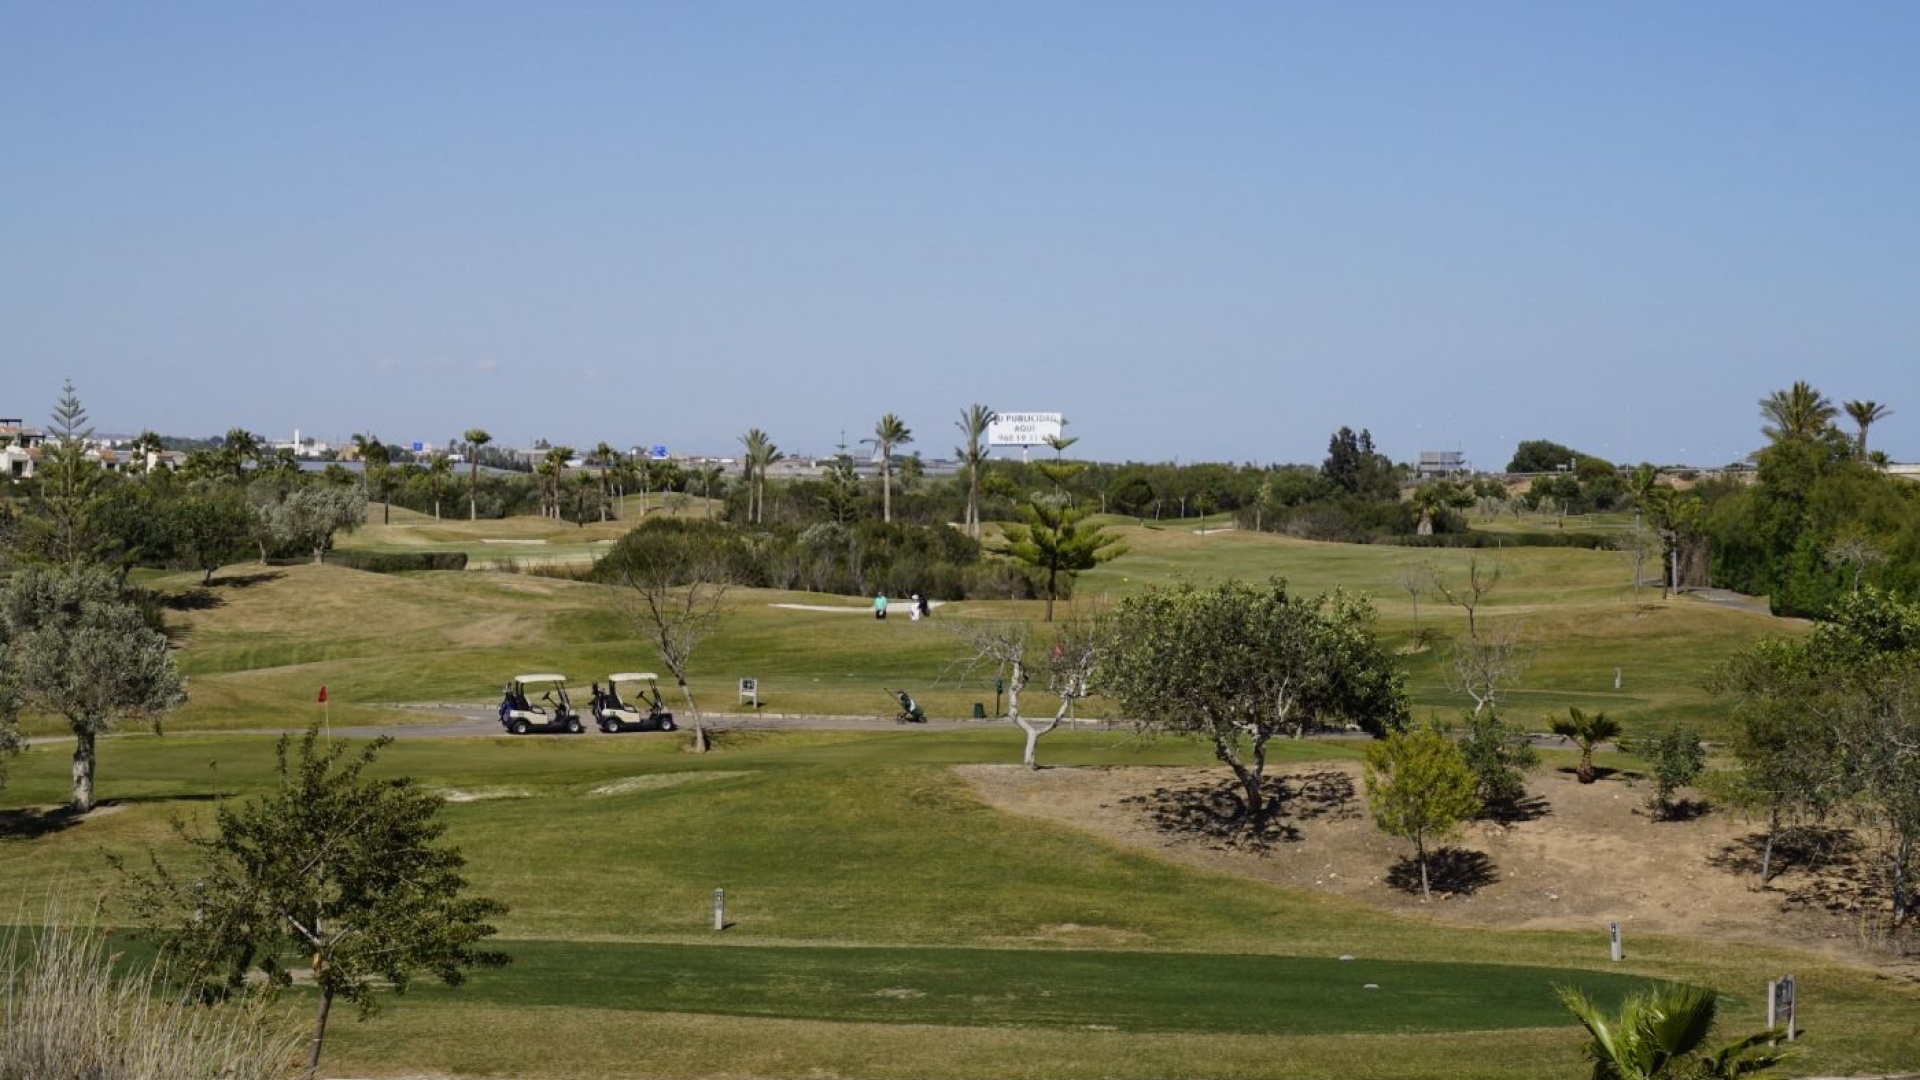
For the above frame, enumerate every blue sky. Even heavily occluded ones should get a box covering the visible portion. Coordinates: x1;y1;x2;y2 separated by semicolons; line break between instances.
4;2;1916;468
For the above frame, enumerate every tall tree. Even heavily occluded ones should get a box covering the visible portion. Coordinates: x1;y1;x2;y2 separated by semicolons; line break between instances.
220;427;263;484
32;379;104;565
956;404;997;539
426;451;454;520
463;429;491;520
1843;399;1891;460
739;428;782;524
1104;580;1409;820
0;566;186;811
119;726;508;1080
992;497;1124;621
592;442;618;521
1364;724;1482;899
866;413;913;523
351;434;393;525
602;520;733;753
1759;380;1838;445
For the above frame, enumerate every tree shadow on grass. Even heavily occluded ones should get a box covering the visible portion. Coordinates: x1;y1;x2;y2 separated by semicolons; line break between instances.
1120;769;1359;853
1386;848;1499;897
210;571;284;589
0;793;225;842
158;588;225;612
1711;826;1861;881
0;806;86;841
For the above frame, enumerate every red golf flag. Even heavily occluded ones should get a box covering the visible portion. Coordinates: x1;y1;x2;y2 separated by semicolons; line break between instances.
317;685;328;703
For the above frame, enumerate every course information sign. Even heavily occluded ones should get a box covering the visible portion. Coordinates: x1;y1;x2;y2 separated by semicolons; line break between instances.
987;412;1064;446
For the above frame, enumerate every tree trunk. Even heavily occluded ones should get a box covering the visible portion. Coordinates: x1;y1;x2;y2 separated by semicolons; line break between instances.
70;727;97;813
1759;803;1780;886
1417;836;1431;899
1044;567;1058;623
1213;733;1264;819
305;984;335;1080
1576;747;1596;784
676;677;709;754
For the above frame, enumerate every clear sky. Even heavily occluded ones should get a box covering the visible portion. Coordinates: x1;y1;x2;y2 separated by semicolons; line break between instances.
4;2;1916;468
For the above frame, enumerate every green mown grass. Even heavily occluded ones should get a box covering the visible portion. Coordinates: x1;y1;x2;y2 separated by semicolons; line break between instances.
96;511;1804;741
323;940;1662;1034
6;729;1918;1078
6;513;1895;1079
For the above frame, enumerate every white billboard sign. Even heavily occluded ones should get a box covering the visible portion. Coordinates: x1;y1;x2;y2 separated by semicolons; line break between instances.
987;412;1064;446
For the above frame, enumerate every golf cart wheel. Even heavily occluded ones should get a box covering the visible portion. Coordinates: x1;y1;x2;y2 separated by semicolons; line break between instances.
601;720;617;734
658;717;676;731
511;719;530;735
566;717;583;734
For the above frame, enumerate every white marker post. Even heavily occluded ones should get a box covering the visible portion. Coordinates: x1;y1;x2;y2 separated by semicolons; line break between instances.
1768;975;1795;1040
1609;920;1623;962
714;887;726;932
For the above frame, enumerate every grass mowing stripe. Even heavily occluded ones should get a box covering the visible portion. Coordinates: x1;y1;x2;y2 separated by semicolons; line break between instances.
392;940;1659;1035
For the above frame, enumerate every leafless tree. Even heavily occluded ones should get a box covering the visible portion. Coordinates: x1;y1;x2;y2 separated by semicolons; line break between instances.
607;528;730;753
1394;569;1425;642
1826;530;1888;593
1428;555;1503;642
948;611;1104;768
1446;620;1534;717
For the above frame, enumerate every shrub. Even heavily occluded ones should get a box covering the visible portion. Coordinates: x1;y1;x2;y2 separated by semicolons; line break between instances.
323;550;469;573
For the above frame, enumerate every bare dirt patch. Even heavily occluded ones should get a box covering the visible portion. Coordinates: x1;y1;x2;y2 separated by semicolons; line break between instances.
956;761;1913;973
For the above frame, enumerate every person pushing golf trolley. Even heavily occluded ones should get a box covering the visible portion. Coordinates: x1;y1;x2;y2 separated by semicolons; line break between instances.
886;687;926;723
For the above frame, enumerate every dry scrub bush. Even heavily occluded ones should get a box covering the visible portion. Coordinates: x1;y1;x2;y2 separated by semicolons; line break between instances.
2;913;299;1080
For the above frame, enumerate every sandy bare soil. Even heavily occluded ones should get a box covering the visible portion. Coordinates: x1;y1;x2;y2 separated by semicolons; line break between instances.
956;759;1917;976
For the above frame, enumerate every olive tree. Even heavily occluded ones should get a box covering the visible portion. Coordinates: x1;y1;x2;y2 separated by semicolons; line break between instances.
118;726;508;1080
0;566;185;812
1104;580;1408;821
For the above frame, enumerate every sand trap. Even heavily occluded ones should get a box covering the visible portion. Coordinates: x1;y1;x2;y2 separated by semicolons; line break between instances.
587;772;748;797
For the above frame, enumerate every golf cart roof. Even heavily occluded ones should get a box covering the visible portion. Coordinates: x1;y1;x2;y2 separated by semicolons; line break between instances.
513;674;568;685
608;672;659;683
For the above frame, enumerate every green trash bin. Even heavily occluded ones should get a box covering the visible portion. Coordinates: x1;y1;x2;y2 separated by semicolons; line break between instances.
971;702;986;719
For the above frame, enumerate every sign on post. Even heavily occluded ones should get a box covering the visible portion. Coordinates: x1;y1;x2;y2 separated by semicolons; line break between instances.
713;887;726;932
1768;975;1795;1039
738;677;758;706
1608;920;1622;962
986;412;1065;447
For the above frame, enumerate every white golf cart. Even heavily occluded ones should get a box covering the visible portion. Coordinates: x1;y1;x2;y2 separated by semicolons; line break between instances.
498;674;585;735
589;672;677;733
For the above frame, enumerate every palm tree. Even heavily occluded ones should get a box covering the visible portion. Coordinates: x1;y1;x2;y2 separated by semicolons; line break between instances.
738;428;781;524
1550;706;1623;784
1758;381;1836;445
593;442;618;521
865;414;913;523
221;427;262;483
1556;982;1787;1079
351;433;393;524
129;429;166;474
426;452;453;519
699;463;724;519
1843;399;1891;460
541;445;574;520
463;428;491;521
955;404;996;539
